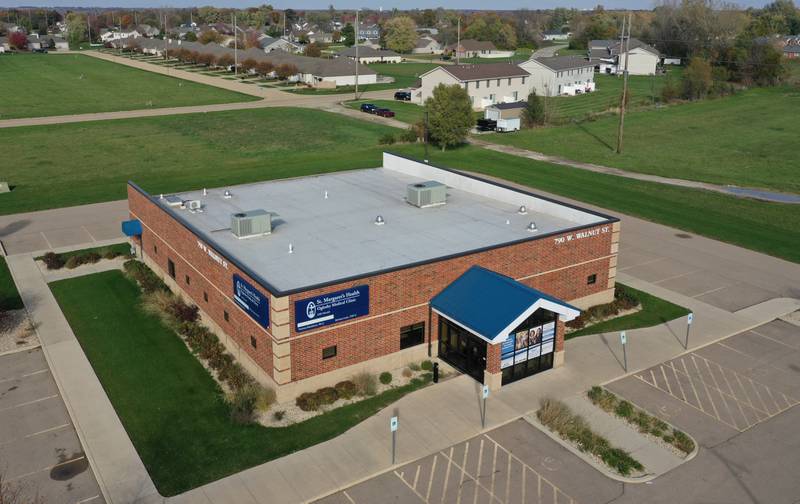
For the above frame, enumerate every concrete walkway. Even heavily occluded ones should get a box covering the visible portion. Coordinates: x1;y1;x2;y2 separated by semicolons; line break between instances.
470;138;800;204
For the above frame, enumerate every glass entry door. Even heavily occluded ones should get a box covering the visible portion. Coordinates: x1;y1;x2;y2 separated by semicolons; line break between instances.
438;318;487;383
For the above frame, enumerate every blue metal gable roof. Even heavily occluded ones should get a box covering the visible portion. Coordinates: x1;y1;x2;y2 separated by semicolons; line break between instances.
430;266;580;343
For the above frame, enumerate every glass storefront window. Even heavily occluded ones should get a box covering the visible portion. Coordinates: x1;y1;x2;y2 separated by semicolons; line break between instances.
501;309;558;386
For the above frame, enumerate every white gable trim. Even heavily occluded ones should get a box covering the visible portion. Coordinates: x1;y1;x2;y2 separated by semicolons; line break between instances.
493;299;580;342
432;308;495;343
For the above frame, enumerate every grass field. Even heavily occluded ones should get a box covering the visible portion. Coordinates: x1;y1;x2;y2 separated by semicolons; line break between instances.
0;54;257;119
287;62;438;95
388;144;800;264
50;270;430;495
0;107;395;215
485;85;800;192
567;284;690;339
0;256;23;311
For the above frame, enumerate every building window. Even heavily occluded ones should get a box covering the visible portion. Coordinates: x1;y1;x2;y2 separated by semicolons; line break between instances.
476;80;480;89
153;244;158;254
486;79;490;87
522;76;526;84
250;336;257;349
587;274;597;285
513;91;518;100
224;310;229;322
203;291;208;302
508;77;512;85
400;323;425;349
322;345;337;360
167;259;175;279
497;78;501;86
185;275;190;285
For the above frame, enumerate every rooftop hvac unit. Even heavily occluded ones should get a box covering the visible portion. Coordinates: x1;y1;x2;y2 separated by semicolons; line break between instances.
186;200;202;211
406;181;447;208
231;210;271;239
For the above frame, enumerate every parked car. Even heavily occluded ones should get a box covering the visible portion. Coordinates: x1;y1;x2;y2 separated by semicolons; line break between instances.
375;108;395;118
394;91;411;101
33;48;48;54
360;103;378;113
475;119;497;132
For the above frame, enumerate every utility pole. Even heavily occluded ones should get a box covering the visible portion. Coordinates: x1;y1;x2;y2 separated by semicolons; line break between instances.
232;12;238;76
456;17;460;65
616;13;631;154
354;9;359;100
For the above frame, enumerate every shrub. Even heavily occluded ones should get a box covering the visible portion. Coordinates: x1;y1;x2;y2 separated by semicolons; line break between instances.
632;410;651;432
402;367;413;378
226;384;259;424
167;300;199;324
379;371;392;385
599;447;643;476
65;255;83;269
273;410;286;421
672;429;695;454
420;360;433;371
84;252;102;264
615;400;634;418
42;252;65;270
378;133;396;145
256;386;277;412
99;247;119;260
408;362;421;371
334;380;357;400
420;372;433;383
662;434;674;444
208;351;233;372
296;391;321;411
352;371;378;396
317;387;339;405
399;127;418;143
124;260;168;293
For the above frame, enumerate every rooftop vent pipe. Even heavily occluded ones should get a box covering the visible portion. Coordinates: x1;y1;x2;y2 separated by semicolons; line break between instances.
223;190;232;199
527;221;538;232
518;205;528;215
374;215;385;226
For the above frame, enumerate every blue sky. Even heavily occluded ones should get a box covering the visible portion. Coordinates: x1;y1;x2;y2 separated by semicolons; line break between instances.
0;0;780;9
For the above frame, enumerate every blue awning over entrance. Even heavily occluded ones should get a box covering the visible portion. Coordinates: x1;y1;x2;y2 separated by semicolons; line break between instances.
121;219;142;237
430;266;580;344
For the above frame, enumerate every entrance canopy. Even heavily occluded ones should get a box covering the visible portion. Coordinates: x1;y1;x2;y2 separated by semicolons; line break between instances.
430;266;580;344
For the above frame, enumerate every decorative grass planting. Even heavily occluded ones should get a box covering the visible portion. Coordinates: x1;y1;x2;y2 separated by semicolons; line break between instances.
536;397;644;476
588;386;695;455
566;284;690;339
0;53;257;119
389;144;800;264
38;243;132;270
49;269;431;495
0;107;397;216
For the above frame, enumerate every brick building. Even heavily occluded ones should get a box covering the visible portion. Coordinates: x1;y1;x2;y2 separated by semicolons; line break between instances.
124;153;620;400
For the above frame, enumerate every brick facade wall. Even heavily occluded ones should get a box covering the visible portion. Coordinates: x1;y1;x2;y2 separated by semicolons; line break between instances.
129;182;616;386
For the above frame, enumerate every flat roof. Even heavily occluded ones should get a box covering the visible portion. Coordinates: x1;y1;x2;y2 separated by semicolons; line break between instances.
142;153;615;295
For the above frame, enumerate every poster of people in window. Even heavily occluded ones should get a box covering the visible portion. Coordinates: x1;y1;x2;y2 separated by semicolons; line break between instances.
500;321;555;369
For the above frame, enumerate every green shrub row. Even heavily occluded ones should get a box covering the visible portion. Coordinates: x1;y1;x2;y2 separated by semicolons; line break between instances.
537;397;644;476
378;128;419;146
41;245;132;270
296;380;358;411
124;259;274;424
566;285;640;330
587;386;695;454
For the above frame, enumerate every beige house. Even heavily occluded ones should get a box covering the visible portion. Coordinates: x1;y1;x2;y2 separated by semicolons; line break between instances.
338;46;402;64
444;39;514;59
589;38;659;75
413;36;442;54
518;56;596;96
416;63;531;110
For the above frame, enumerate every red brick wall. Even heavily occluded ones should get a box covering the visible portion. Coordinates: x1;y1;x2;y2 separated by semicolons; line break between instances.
129;183;615;384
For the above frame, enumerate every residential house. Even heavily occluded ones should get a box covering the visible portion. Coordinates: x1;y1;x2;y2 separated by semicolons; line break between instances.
100;29;143;43
338;46;402;64
785;45;800;59
542;30;571;41
0;37;9;53
358;23;380;41
444;39;514;59
40;35;69;51
416;63;531;109
518;56;595;96
483;101;526;132
589;38;659;75
413;36;442;54
416;27;439;36
26;35;42;50
259;36;303;54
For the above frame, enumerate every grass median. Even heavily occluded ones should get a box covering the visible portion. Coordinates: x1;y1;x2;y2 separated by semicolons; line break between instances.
0;256;23;311
50;270;430;495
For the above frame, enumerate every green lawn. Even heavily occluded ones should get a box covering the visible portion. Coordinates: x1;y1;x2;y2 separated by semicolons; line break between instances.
0;107;396;215
0;256;23;311
0;53;256;119
388;144;800;264
567;284;690;339
484;85;800;192
346;99;425;124
286;62;438;95
50;270;431;495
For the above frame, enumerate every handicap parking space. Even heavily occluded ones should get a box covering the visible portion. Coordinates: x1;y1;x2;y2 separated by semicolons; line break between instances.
317;419;620;504
0;348;104;504
607;320;800;447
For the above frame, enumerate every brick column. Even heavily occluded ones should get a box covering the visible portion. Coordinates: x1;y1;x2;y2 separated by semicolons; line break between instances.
554;318;566;368
484;342;503;391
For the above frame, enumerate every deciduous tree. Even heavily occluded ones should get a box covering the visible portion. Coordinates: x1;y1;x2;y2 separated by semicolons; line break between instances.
256;60;274;77
424;84;474;151
342;23;355;47
682;56;713;100
9;31;28;50
276;63;299;80
216;53;234;68
241;58;257;73
304;42;321;57
521;90;546;127
384;16;417;53
198;30;224;44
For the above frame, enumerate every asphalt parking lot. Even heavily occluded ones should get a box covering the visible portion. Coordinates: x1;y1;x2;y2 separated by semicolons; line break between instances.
0;348;104;504
321;319;800;504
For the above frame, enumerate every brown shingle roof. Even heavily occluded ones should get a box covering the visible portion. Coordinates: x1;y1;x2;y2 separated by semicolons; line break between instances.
438;62;529;81
445;39;497;52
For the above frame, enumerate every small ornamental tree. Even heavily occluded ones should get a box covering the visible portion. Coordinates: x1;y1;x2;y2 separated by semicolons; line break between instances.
682;56;713;100
184;31;197;42
342;23;355;47
256;60;274;78
241;58;257;73
424;84;474;151
304;42;321;57
9;31;28;50
216;54;234;69
276;63;298;80
521;90;545;127
189;51;200;64
198;53;214;66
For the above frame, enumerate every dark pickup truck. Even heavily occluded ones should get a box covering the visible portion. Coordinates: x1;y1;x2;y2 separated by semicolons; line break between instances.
475;119;497;132
394;91;411;101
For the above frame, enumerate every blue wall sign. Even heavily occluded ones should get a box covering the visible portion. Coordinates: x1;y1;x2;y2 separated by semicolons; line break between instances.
233;274;269;329
295;285;369;332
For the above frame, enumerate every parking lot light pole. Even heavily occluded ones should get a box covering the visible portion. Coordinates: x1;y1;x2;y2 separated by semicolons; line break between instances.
685;312;693;349
621;331;627;372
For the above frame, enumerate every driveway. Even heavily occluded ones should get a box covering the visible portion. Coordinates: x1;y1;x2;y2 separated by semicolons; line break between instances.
532;44;567;58
0;348;104;504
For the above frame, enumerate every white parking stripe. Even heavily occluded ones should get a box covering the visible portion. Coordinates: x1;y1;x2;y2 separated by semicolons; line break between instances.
9;455;86;482
0;368;48;384
25;423;71;438
0;394;58;412
342;490;356;504
76;496;101;504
